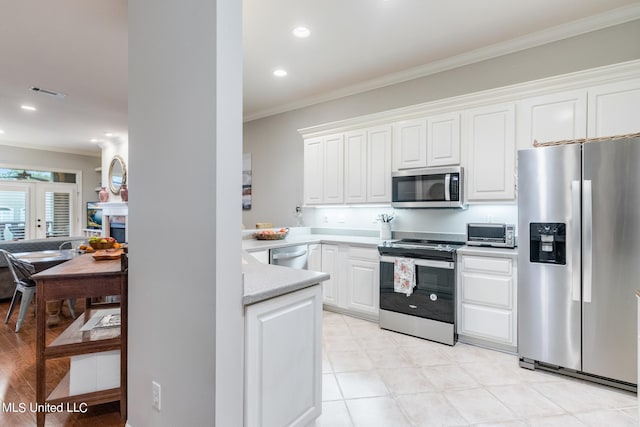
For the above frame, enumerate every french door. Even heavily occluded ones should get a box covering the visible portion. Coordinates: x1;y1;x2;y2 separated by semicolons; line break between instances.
0;182;78;240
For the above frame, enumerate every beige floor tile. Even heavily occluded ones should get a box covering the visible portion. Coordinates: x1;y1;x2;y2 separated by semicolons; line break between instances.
574;382;637;409
335;371;390;399
445;387;516;424
531;381;619;413
486;384;565;418
323;373;343;401
356;331;400;350
421;364;479;390
365;347;414;369
473;421;528;427
461;362;525;386
323;335;362;352
447;342;496;364
378;367;435;395
396;392;467;426
322;350;332;373
619;407;639;421
327;350;374;373
313;400;353;427
403;345;452;367
573;409;637;427
323;321;353;338
346;396;411;427
526;414;586;426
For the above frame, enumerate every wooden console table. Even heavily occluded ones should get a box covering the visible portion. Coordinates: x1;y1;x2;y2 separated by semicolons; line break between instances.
32;253;127;427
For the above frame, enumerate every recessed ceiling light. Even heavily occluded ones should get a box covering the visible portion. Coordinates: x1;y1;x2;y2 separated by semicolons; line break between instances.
21;105;37;111
0;129;5;134
292;26;310;38
90;138;99;143
273;69;288;77
104;132;114;137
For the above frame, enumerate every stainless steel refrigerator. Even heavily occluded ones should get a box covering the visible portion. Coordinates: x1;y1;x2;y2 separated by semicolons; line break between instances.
518;137;640;388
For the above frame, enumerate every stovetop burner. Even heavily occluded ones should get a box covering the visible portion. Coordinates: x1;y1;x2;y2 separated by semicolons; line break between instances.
378;239;465;261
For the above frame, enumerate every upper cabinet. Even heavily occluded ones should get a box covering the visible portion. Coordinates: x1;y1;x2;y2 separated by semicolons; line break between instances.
303;133;344;205
463;103;516;201
427;112;461;167
306;126;391;206
393;113;461;171
393;118;427;170
517;90;587;150
587;78;640;137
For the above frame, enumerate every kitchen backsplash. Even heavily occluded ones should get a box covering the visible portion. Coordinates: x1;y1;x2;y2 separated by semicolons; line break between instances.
302;204;518;236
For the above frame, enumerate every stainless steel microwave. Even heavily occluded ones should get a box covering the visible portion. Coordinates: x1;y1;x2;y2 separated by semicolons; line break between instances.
466;223;516;248
391;167;464;208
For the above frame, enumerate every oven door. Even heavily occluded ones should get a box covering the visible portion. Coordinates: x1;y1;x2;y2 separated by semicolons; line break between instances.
379;255;455;323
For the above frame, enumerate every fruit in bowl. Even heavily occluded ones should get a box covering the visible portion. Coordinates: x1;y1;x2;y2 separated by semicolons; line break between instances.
88;236;117;250
254;228;289;240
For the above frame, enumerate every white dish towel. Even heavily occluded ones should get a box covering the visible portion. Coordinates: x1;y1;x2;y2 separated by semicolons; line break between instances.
394;258;416;296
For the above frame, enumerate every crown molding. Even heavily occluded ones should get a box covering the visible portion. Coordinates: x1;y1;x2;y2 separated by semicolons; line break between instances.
245;4;640;123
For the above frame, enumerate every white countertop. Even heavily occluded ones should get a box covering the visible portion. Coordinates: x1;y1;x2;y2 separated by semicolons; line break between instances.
242;233;381;252
457;245;519;258
242;251;330;305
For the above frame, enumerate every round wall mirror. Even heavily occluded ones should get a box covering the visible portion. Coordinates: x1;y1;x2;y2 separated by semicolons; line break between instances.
108;155;127;195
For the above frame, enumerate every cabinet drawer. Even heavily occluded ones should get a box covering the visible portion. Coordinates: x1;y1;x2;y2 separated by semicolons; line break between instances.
462;255;512;275
461;272;512;309
460;304;513;344
349;246;379;261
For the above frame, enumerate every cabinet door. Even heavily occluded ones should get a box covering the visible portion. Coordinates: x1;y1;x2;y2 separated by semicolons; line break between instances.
251;250;269;265
345;247;379;317
307;244;322;271
323;134;344;204
344;130;367;203
367;125;392;203
587;79;640;137
427;112;460;167
393;118;427;170
321;244;340;306
459;303;513;344
303;137;324;204
464;103;516;201
517;90;587;149
245;285;322;427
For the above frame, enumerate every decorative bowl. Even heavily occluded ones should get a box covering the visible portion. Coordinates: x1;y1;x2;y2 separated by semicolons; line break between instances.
254;228;289;240
89;240;116;250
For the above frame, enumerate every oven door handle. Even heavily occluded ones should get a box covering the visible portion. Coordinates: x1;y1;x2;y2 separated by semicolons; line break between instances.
380;256;454;269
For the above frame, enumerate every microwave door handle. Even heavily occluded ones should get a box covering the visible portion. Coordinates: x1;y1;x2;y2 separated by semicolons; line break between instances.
444;174;451;201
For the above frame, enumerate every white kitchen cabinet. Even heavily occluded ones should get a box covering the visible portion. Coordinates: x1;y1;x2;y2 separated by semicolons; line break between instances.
245;285;322;427
463;103;516;201
427;112;461;167
307;243;322;271
344;129;368;203
366;125;392;203
319;243;380;320
345;126;392;204
517;89;587;149
587;78;640;137
345;247;380;318
393;118;428;170
457;250;518;352
303;133;344;205
320;244;342;307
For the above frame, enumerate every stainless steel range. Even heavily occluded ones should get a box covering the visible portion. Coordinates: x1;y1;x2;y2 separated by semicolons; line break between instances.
377;239;464;346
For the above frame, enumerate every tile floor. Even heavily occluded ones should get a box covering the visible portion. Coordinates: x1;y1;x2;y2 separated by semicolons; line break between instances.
315;310;638;427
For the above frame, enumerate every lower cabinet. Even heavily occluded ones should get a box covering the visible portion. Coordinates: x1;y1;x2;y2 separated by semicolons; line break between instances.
457;251;518;352
320;244;380;320
245;285;323;427
250;249;269;264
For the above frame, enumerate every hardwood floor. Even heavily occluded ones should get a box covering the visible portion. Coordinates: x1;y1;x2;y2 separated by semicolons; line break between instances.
0;299;124;426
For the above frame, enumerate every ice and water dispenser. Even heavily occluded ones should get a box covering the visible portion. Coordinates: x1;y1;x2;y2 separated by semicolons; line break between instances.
529;223;566;265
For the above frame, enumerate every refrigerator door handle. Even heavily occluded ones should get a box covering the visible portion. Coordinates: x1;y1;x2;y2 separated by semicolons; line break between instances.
571;180;581;302
583;180;593;303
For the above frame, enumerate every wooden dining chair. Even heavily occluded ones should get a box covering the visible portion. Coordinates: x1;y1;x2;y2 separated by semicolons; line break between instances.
0;249;76;332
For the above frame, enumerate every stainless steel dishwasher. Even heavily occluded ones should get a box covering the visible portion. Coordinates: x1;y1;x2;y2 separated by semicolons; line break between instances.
270;245;308;269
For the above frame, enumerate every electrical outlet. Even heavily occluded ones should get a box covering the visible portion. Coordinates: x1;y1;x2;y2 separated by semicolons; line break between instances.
152;381;161;411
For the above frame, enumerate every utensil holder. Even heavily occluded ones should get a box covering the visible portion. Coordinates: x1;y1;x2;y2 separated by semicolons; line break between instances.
380;222;392;240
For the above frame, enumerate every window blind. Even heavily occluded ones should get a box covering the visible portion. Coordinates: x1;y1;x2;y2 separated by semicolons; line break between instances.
0;190;27;241
45;192;71;238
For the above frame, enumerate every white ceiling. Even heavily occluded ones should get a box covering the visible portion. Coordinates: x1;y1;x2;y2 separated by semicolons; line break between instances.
0;1;639;156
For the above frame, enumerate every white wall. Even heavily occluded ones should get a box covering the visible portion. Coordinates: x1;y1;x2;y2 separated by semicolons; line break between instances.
128;1;242;426
243;20;640;229
0;144;101;228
